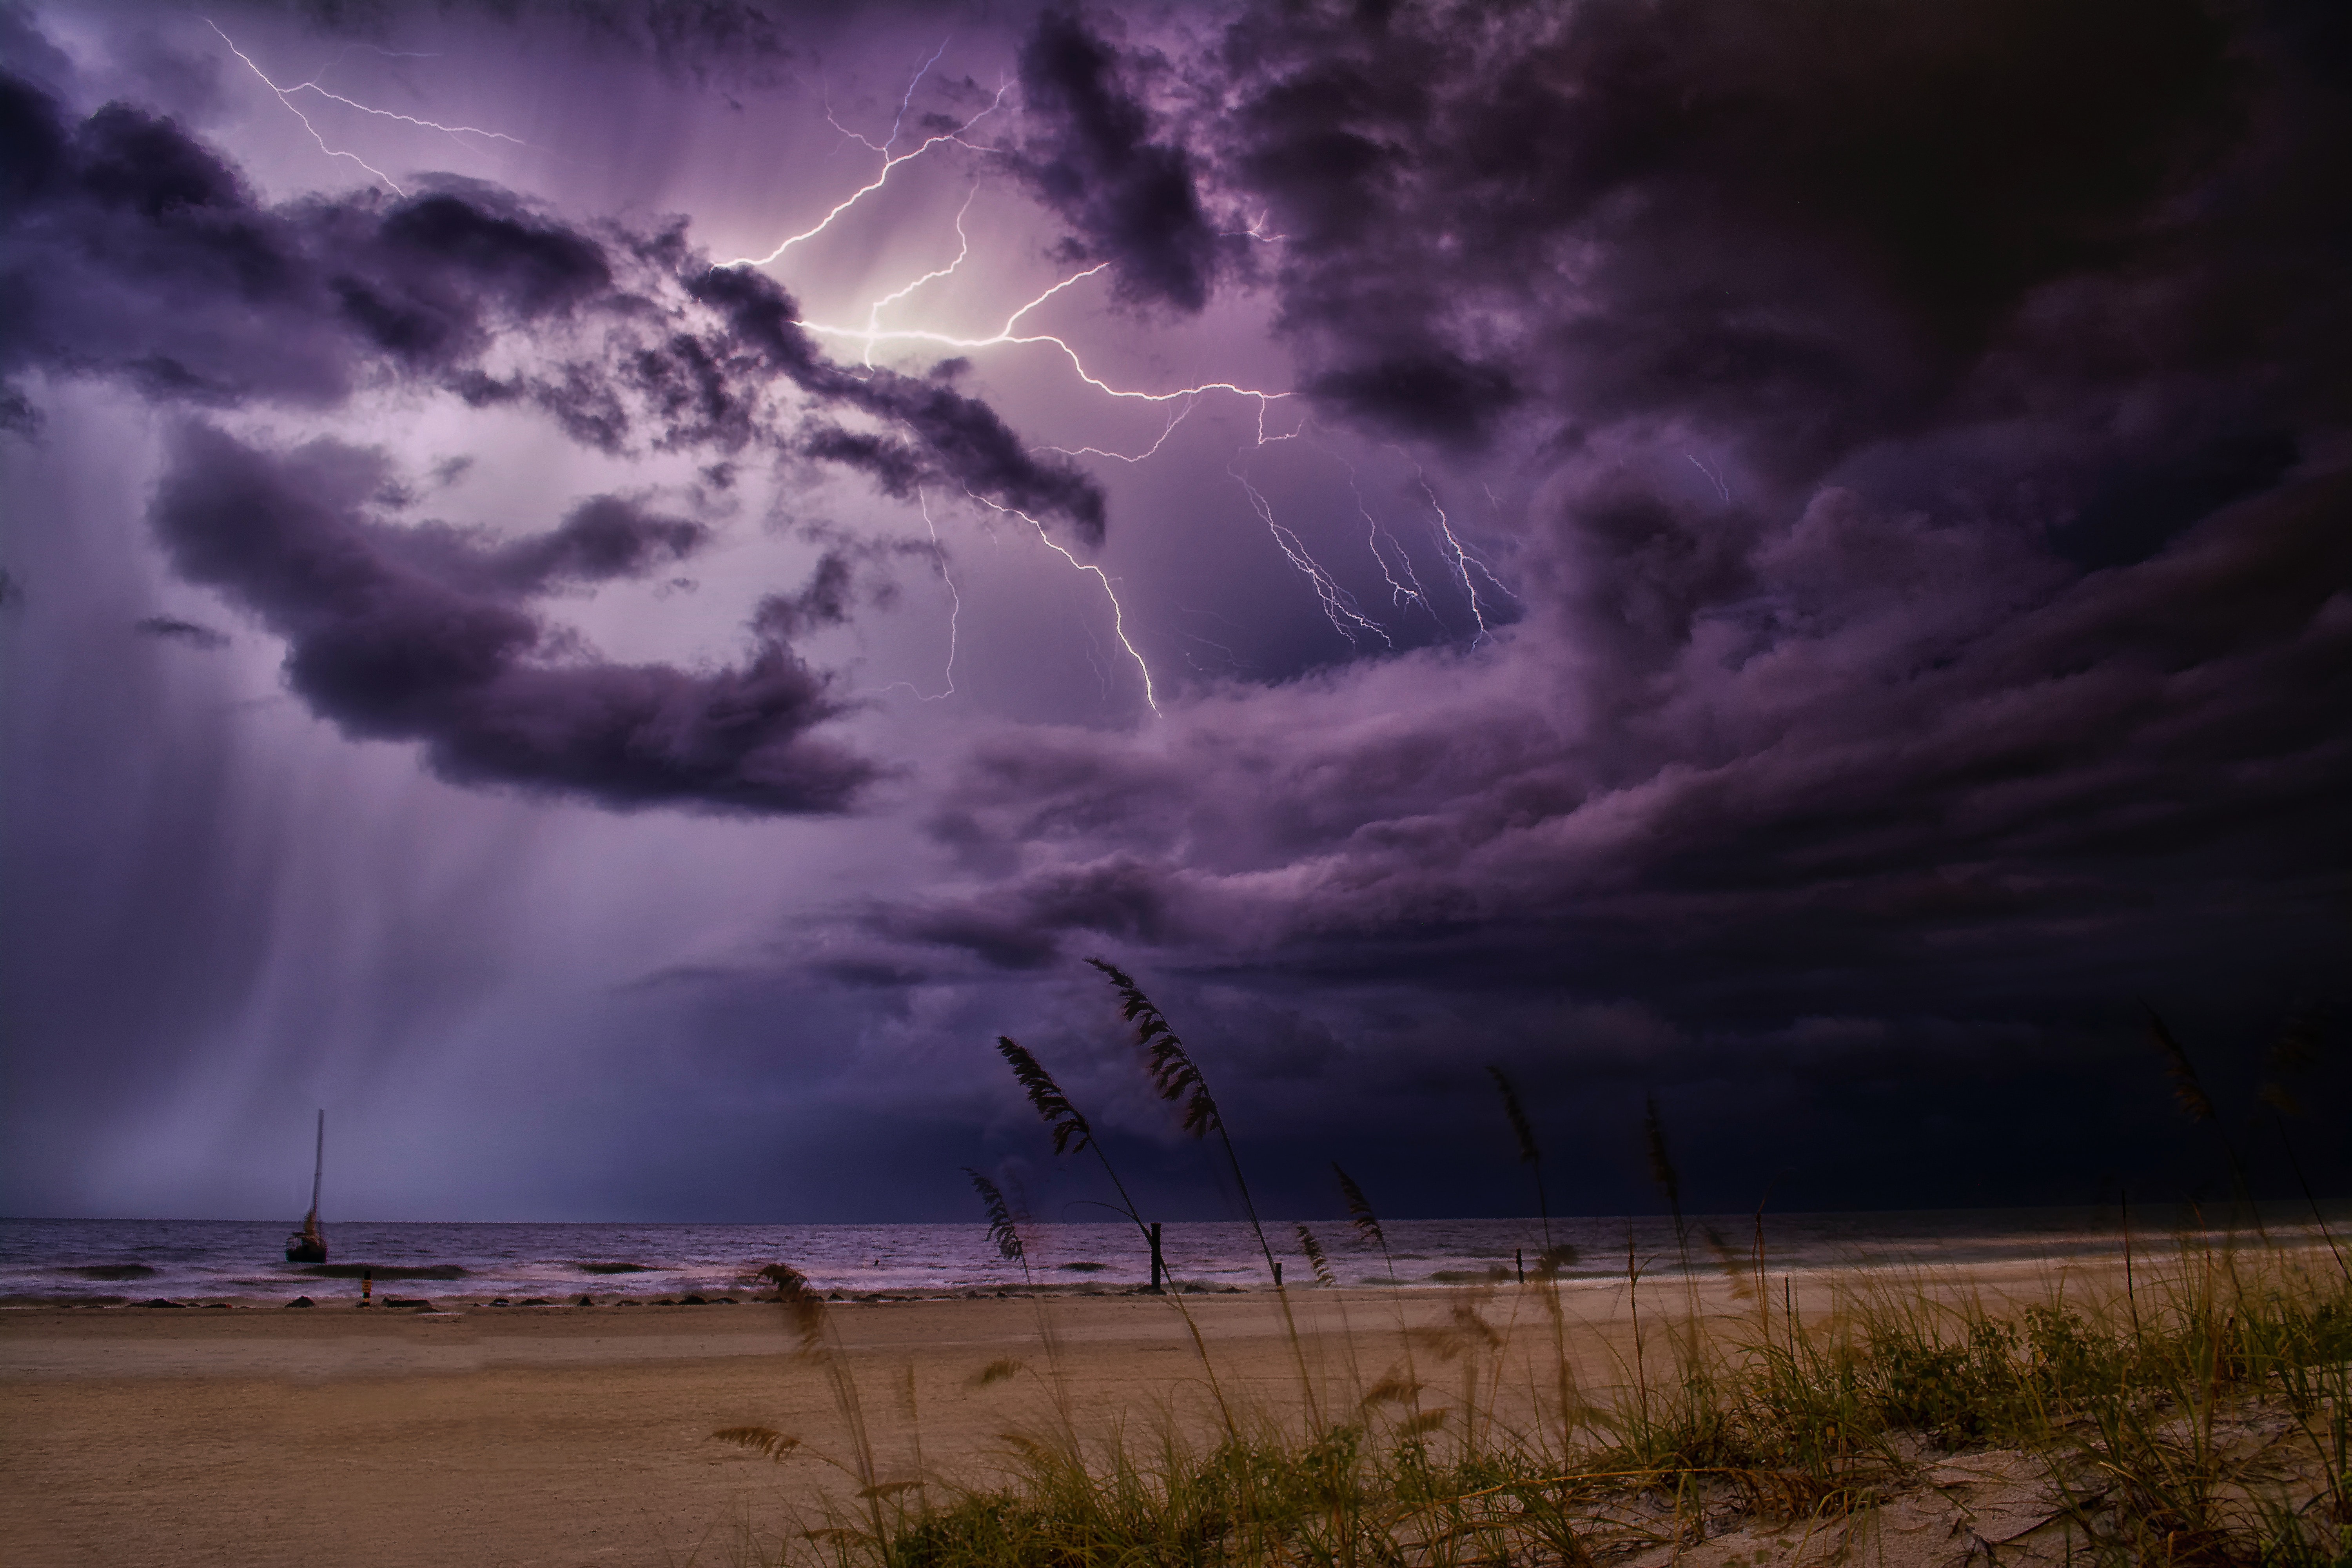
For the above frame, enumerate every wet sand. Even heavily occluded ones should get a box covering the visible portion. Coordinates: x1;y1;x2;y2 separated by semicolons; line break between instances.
0;1255;2166;1568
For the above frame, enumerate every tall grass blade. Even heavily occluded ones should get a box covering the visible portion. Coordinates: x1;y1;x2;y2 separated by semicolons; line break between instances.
1489;1064;1541;1169
1086;958;1283;1290
1489;1063;1557;1253
2146;1005;2219;1123
710;1426;801;1460
965;1167;1032;1289
1088;957;1220;1136
746;1262;828;1352
1643;1095;1681;1224
1295;1224;1336;1288
1335;1163;1387;1257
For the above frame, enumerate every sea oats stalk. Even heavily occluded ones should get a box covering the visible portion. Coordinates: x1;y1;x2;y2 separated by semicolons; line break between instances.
2145;1005;2271;1241
993;1033;1235;1431
963;1168;1082;1444
721;1262;889;1543
964;1168;1031;1289
1487;1064;1556;1259
2256;1010;2350;1284
993;1036;1154;1257
1086;958;1284;1286
1086;957;1323;1425
1336;1161;1424;1426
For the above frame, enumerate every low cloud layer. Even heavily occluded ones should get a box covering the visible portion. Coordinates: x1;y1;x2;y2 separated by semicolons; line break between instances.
149;425;875;811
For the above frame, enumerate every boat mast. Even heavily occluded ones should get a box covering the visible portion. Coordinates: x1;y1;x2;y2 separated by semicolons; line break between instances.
307;1109;323;1225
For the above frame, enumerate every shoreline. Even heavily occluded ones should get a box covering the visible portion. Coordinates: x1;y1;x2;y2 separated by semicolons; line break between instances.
0;1245;2213;1312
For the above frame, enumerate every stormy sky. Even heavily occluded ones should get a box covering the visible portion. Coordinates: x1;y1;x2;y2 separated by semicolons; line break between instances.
2;0;2345;1227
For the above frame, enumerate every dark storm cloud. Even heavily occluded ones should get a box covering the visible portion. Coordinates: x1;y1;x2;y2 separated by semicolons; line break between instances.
859;853;1181;971
795;0;2352;1208
686;266;1109;543
0;60;1117;815
885;469;2348;981
486;495;708;591
132;613;229;649
1012;9;1226;313
149;423;874;813
1214;0;2347;476
0;69;1107;543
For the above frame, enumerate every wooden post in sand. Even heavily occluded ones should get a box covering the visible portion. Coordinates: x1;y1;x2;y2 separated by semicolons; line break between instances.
1148;1223;1164;1292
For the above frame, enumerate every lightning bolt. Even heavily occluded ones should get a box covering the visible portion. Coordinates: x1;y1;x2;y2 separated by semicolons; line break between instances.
915;489;961;701
1404;464;1515;640
715;50;1009;269
1684;451;1732;505
962;492;1158;715
811;258;1369;670
1039;396;1200;464
1340;453;1434;617
1232;460;1391;649
858;187;979;368
207;21;524;196
1176;630;1245;675
802;265;1296;425
723;74;1529;699
873;489;962;702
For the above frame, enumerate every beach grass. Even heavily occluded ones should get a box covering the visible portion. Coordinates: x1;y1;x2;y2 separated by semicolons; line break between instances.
719;987;2347;1567
721;1228;2348;1568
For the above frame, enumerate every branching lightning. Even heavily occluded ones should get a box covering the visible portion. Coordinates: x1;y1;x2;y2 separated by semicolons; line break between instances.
715;47;1009;269
1402;461;1515;641
1232;460;1390;649
1342;455;1434;616
208;21;523;197
1684;451;1732;505
1039;396;1200;464
857;187;979;367
962;492;1159;715
225;28;1519;713
906;488;961;701
800;265;1293;425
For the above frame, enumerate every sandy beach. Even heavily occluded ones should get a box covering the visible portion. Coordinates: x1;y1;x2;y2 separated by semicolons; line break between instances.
0;1254;2161;1568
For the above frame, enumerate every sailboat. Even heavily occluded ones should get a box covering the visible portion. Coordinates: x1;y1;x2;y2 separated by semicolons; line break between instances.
285;1109;327;1264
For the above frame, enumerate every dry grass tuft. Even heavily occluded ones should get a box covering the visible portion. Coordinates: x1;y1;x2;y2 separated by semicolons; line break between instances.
966;1359;1024;1388
712;1426;802;1461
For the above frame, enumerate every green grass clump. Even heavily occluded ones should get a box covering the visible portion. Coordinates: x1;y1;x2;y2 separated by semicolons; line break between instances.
730;1241;2348;1568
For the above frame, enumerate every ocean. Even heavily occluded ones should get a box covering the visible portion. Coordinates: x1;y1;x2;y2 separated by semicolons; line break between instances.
5;1205;2338;1307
